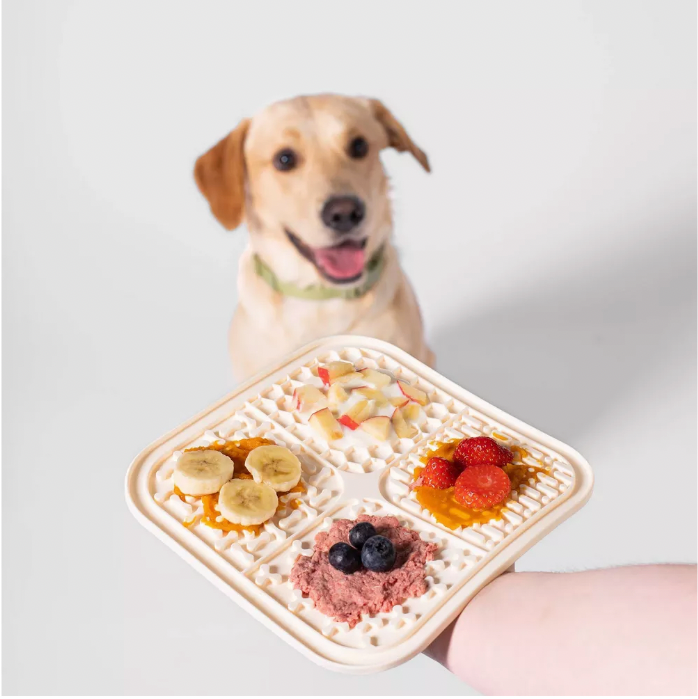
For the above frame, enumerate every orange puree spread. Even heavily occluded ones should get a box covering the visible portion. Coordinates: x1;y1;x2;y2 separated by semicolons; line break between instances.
413;439;549;530
175;438;306;533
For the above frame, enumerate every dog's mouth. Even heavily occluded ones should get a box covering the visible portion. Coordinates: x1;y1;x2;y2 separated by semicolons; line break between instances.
285;230;368;284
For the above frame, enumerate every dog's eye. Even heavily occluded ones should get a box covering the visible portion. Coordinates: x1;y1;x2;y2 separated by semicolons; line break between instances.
273;148;297;172
348;136;369;159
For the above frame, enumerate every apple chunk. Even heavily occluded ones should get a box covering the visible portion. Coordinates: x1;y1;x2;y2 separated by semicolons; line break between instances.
358;368;392;389
317;361;354;386
338;400;372;430
397;379;428;406
391;408;418;439
401;402;420;422
292;385;327;412
353;387;389;407
327;383;349;410
361;415;391;441
389;396;409;408
309;408;343;441
331;372;365;388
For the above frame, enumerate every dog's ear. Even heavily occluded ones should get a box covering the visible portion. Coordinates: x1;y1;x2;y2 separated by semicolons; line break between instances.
194;119;250;230
368;99;430;173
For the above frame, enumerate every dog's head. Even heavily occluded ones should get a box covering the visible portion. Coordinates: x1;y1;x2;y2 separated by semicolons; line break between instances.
194;95;429;286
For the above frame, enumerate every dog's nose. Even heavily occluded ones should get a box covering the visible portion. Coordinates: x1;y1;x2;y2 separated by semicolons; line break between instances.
321;196;365;233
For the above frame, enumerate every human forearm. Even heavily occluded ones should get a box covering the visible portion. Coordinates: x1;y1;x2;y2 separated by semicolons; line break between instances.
427;565;697;696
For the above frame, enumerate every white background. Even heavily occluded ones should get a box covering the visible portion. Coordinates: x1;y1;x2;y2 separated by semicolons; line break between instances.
3;0;696;695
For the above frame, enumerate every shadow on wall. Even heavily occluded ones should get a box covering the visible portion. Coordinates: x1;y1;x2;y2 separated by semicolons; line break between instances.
431;225;696;446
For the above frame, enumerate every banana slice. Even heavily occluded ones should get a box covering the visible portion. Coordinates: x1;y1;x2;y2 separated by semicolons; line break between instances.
217;479;278;525
174;449;235;496
245;445;302;492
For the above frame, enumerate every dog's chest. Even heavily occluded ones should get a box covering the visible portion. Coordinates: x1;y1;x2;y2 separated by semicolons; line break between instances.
277;297;371;339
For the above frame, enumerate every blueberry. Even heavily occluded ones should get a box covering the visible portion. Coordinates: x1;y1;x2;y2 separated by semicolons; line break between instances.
349;522;377;550
328;542;362;574
361;535;396;572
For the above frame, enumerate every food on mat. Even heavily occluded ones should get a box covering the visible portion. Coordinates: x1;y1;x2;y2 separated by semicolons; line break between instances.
290;515;437;627
293;385;327;412
245;445;302;492
397;379;428;406
357;367;391;389
301;359;430;442
454;464;511;510
317;360;354;385
354;386;389;406
360;535;396;573
329;524;397;574
401;403;420;422
175;438;304;534
331;371;365;388
338;399;372;430
361;415;390;440
391;407;418;439
327;383;349;409
454;435;513;469
389;396;409;408
217;479;279;525
328;542;362;574
309;407;344;441
412;436;549;529
173;449;235;496
421;456;460;489
348;521;377;550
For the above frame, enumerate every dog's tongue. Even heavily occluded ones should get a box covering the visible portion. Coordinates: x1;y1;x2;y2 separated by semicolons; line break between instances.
314;244;366;280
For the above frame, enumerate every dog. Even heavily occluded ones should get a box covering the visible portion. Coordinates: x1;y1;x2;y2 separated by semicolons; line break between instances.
194;94;435;381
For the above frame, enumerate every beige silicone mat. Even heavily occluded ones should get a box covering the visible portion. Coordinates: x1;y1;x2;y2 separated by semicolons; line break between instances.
125;336;593;673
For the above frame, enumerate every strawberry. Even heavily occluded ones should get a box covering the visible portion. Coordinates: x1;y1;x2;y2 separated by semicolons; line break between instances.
454;436;512;469
421;457;460;489
454;464;511;510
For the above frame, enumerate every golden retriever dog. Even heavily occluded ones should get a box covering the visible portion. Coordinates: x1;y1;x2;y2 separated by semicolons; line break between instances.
195;94;434;381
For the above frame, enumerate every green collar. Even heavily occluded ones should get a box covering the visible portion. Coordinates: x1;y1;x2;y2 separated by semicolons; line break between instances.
253;246;386;300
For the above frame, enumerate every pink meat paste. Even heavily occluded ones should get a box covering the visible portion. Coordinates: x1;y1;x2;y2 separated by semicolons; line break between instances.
290;515;437;627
